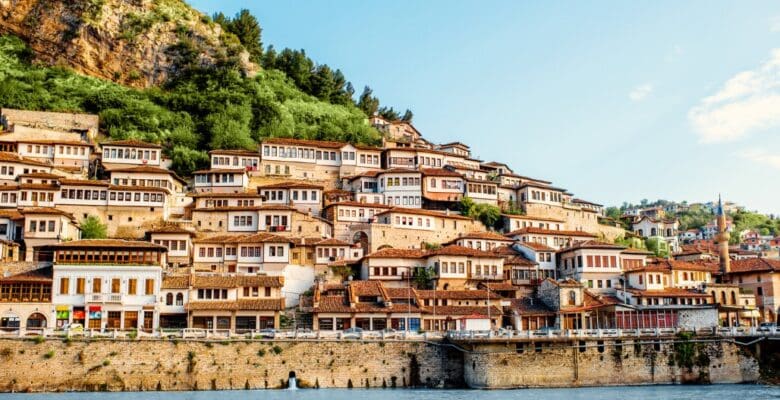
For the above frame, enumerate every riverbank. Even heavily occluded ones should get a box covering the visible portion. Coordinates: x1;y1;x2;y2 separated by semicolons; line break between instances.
0;336;766;392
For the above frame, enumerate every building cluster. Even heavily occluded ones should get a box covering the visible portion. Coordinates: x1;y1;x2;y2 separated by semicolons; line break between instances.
0;108;776;335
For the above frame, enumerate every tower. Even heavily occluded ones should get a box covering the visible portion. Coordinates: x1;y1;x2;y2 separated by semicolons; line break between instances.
715;195;731;275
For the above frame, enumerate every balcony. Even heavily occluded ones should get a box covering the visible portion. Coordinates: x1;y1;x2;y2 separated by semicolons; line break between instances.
266;226;290;232
88;293;123;303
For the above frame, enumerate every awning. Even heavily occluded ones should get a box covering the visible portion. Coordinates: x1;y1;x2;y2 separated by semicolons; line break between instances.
88;305;101;312
55;305;70;311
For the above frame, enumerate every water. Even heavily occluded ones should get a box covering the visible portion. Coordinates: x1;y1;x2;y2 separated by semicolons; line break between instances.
0;385;777;400
288;377;297;390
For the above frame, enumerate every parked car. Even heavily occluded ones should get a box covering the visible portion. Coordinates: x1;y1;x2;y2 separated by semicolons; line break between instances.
295;328;316;339
342;327;363;339
381;328;400;339
257;328;276;339
758;322;777;332
63;323;84;336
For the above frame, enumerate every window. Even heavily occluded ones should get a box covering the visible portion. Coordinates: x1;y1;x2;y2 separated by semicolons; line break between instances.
59;277;69;295
92;278;102;293
145;279;154;295
111;278;120;294
128;279;137;295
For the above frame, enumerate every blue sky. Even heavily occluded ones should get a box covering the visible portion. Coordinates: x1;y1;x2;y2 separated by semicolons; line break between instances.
190;0;780;214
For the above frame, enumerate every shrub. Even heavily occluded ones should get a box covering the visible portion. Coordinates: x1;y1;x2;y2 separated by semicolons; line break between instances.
43;350;55;359
257;349;266;357
127;329;138;340
272;345;282;355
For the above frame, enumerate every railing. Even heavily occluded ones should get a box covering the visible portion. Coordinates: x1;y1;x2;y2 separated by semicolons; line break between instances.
4;327;777;341
445;326;780;340
88;293;123;303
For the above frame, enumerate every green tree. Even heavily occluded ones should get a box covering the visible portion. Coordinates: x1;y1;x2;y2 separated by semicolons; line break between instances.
217;9;263;63
378;106;400;121
645;237;670;258
459;197;501;229
80;216;107;239
261;44;277;69
414;266;435;289
170;146;209;177
605;206;622;220
459;196;476;217
309;64;335;101
401;109;414;122
357;86;379;116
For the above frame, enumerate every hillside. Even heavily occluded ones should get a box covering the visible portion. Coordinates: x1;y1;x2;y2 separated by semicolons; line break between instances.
0;1;387;177
0;0;257;88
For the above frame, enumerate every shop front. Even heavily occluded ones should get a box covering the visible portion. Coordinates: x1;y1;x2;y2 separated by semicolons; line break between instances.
55;306;70;329
88;305;102;329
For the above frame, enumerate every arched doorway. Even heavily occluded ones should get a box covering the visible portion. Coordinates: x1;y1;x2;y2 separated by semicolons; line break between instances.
352;231;369;253
26;313;47;329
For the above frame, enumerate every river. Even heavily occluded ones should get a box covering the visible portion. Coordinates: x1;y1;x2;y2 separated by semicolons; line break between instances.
0;385;777;399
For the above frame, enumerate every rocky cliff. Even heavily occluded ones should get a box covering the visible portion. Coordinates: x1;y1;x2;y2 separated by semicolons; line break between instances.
0;0;258;88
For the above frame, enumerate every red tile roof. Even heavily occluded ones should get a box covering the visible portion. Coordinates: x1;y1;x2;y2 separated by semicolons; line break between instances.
208;149;259;156
48;239;166;250
186;298;284;311
190;274;283;288
426;245;502;258
362;248;426;259
257;181;323;190
416;289;501;300
161;275;190;289
261;137;346;149
452;231;514;242
557;240;626;253
102;139;161;149
420;168;463;178
505;227;598;238
730;258;780;274
517;241;556;252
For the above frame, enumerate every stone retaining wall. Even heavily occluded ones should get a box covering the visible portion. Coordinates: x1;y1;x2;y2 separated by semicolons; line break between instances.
0;337;761;392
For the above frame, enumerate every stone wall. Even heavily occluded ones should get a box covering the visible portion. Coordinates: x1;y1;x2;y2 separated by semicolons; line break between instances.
462;338;759;389
0;336;761;392
0;338;462;392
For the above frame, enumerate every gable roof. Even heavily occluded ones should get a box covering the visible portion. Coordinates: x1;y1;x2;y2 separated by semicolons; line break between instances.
505;227;598;238
102;139;161;149
730;258;780;274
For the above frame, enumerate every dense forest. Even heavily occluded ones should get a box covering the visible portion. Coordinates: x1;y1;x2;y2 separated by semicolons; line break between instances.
0;8;411;177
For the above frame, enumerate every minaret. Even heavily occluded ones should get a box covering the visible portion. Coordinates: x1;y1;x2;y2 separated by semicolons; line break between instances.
715;195;731;275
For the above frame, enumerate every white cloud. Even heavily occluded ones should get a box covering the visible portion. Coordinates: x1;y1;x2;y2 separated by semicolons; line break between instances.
688;49;780;143
739;148;780;169
629;83;653;102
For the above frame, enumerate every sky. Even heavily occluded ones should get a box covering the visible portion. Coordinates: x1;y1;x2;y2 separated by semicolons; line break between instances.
190;0;780;215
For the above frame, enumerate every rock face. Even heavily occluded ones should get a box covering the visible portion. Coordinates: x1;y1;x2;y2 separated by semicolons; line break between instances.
0;0;258;88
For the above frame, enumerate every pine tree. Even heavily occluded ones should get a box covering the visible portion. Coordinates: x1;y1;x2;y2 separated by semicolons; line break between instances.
401;109;414;122
357;86;379;116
